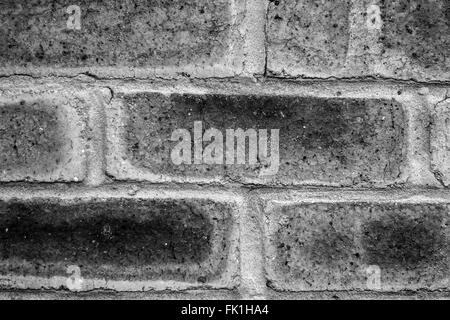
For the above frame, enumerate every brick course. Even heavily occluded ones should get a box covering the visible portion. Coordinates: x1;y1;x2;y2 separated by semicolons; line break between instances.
0;0;449;300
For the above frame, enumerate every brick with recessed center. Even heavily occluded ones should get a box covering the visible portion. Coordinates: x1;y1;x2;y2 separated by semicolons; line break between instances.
0;197;234;286
263;199;450;291
108;92;407;186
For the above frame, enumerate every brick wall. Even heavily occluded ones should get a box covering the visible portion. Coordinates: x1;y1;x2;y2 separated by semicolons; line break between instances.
0;0;449;300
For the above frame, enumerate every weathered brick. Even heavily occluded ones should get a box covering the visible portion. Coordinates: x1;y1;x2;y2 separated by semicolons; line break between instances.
0;193;238;291
0;95;87;182
0;0;244;77
380;0;450;80
262;194;450;291
107;92;406;186
431;97;450;187
267;0;450;80
267;0;352;77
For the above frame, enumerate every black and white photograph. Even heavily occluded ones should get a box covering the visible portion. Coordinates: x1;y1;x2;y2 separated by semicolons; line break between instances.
0;0;448;311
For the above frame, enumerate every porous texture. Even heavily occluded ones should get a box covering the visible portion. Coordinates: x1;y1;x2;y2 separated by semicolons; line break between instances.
267;0;450;80
265;202;450;291
0;197;233;283
380;0;450;79
267;0;352;77
0;0;449;301
0;99;86;182
0;105;62;173
0;0;233;69
110;92;406;186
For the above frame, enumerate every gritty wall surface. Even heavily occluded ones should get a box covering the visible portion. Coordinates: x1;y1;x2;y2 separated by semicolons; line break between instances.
0;0;449;300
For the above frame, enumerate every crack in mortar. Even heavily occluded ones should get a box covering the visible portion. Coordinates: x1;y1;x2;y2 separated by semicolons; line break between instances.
265;74;450;86
2;72;450;87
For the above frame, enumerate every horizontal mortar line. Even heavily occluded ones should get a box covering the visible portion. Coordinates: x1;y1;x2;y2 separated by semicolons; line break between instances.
267;288;450;294
0;179;448;189
0;287;240;295
268;198;450;206
0;73;253;82
0;186;246;202
0;287;238;296
263;75;450;87
2;73;450;88
0;287;239;292
0;180;449;191
0;275;236;293
0;183;450;197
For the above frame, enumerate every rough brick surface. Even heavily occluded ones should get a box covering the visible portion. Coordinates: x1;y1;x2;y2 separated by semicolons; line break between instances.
1;0;450;301
267;0;450;80
262;194;450;291
0;94;87;182
379;0;450;80
0;191;238;291
0;0;245;77
431;96;450;187
107;92;406;186
267;0;352;77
